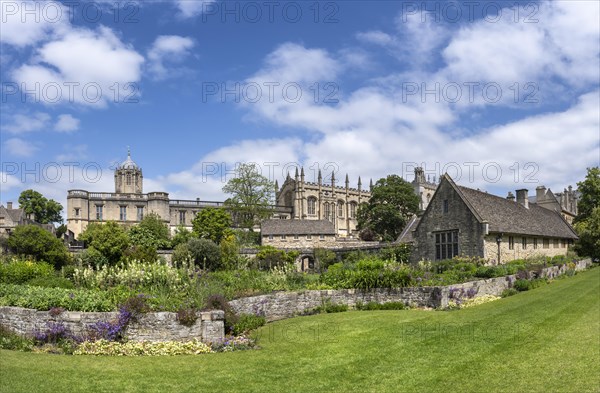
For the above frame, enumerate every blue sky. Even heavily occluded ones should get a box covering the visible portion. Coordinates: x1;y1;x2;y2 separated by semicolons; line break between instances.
1;0;599;215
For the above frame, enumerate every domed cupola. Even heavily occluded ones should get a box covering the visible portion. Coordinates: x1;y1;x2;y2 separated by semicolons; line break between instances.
115;148;143;194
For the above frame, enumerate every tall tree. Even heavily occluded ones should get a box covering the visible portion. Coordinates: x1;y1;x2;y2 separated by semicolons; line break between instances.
574;167;600;223
192;208;232;244
78;222;130;265
573;167;600;260
129;213;171;249
357;175;419;242
17;189;63;224
222;163;275;229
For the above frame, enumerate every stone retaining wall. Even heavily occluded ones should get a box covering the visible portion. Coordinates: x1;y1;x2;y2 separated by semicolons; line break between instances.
231;259;592;320
0;308;224;343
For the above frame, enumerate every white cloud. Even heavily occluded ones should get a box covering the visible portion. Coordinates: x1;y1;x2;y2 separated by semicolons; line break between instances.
54;114;80;133
0;0;70;47
147;35;195;80
12;26;145;107
174;0;217;18
4;112;51;133
55;144;87;162
3;138;39;157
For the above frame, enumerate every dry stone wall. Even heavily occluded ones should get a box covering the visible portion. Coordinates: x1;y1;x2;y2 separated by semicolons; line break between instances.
0;308;224;343
231;259;592;320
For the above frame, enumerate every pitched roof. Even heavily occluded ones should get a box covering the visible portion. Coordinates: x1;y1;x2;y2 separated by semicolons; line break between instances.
261;219;336;236
396;215;420;244
443;176;578;239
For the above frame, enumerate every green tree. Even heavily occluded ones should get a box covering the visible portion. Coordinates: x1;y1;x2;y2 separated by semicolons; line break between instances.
192;208;232;244
17;189;63;224
220;234;240;270
171;225;193;248
357;175;419;242
187;238;221;271
6;225;69;268
573;207;600;261
129;213;171;249
78;222;130;265
222;163;275;229
573;167;600;261
574;167;600;223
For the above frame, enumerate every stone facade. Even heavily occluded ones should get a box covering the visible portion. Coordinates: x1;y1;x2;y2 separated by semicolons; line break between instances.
66;151;291;239
275;168;371;237
412;167;439;211
531;185;579;224
0;307;224;343
411;175;579;263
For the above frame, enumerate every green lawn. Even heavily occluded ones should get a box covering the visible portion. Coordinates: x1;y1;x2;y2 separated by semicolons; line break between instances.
1;268;599;393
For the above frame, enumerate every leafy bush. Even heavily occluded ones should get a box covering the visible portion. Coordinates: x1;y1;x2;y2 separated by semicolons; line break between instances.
74;339;213;356
6;225;70;268
0;324;34;352
513;279;531;291
501;288;519;297
0;259;54;284
314;248;337;271
78;222;130;266
176;307;198;327
379;244;412;264
27;276;74;289
188;238;222;270
255;246;297;271
232;314;266;335
0;283;124;311
76;248;109;268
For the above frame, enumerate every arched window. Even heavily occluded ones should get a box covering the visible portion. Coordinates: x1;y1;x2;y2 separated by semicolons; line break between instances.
126;173;132;185
337;201;344;218
426;193;431;205
307;197;317;215
350;202;357;219
324;203;331;221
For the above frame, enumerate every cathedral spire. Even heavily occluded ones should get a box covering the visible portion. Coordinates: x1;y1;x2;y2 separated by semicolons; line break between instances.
358;176;362;189
318;169;322;185
369;178;373;191
345;174;349;188
300;167;305;182
295;167;299;179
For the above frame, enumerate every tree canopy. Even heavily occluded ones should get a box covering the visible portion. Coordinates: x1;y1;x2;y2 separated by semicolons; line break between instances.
222;163;275;229
18;189;63;224
357;175;419;242
6;225;69;268
192;208;232;244
129;213;171;249
573;167;600;261
78;222;130;265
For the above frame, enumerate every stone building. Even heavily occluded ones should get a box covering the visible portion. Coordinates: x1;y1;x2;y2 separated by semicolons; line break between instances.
529;185;579;224
275;168;371;238
412;167;439;211
0;202;54;239
67;151;291;239
410;175;578;263
261;219;337;248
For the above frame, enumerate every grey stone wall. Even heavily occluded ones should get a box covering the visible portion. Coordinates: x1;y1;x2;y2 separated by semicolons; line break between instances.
0;308;224;343
231;259;592;320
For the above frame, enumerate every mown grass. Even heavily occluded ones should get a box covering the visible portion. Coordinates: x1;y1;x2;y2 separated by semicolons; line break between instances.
1;268;598;393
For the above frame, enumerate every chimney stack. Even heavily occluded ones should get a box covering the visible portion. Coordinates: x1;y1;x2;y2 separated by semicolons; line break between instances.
6;202;12;209
506;192;515;201
516;189;529;209
536;186;546;202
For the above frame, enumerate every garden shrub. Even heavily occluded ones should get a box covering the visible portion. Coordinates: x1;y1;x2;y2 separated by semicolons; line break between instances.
501;288;519;297
176;307;198;327
187;238;221;271
232;314;266;335
0;259;54;285
513;279;531;291
76;248;109;268
0;324;34;352
314;248;337;271
379;243;412;264
27;276;75;289
0;283;124;311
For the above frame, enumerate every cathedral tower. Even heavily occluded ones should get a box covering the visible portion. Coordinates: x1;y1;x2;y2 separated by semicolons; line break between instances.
114;148;143;194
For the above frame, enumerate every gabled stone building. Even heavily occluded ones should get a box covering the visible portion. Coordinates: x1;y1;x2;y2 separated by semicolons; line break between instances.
410;175;578;263
0;202;33;237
